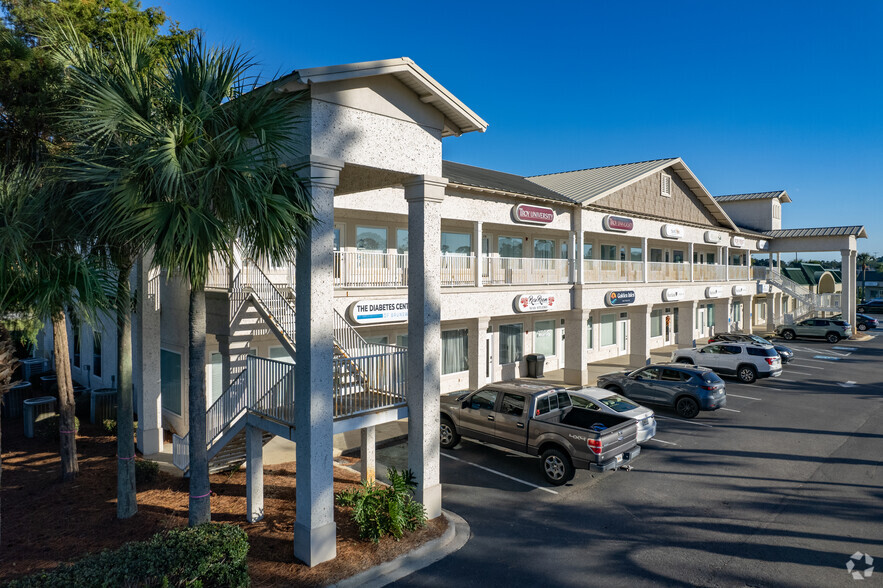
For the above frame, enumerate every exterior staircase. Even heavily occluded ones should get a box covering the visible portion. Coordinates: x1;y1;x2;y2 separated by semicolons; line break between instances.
755;267;843;325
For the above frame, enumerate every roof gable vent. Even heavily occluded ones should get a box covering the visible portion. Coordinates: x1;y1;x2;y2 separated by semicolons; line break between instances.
661;173;672;197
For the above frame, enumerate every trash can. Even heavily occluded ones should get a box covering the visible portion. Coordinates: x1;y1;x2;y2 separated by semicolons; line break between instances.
525;353;545;378
90;388;118;424
23;396;57;438
2;381;32;419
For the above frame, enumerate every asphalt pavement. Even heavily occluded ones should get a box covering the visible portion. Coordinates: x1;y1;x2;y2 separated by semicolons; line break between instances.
382;329;883;587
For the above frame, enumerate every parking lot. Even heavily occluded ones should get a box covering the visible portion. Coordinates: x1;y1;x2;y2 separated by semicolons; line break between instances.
380;330;883;587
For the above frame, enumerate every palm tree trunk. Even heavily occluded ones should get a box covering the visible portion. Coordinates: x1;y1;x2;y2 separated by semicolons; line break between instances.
188;285;210;526
52;311;79;481
0;325;20;546
116;260;137;518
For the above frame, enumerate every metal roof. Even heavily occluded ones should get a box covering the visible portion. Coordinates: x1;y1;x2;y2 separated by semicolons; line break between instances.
763;226;868;239
782;267;811;285
714;190;792;203
273;58;488;137
527;157;739;230
443;161;574;204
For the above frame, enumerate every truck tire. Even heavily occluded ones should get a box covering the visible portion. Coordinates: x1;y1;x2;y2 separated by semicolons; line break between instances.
675;357;693;364
737;364;757;384
826;332;841;343
858;305;866;313
781;329;796;340
675;396;700;419
541;448;574;486
439;416;461;449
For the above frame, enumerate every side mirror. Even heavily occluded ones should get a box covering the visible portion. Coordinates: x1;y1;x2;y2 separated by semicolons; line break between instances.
462;400;470;409
634;375;643;381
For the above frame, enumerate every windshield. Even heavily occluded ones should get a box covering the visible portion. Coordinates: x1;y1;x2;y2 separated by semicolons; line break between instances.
749;335;771;345
598;395;639;412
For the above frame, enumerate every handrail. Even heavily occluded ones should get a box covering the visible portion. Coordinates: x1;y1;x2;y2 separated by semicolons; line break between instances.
242;259;296;348
333;346;407;418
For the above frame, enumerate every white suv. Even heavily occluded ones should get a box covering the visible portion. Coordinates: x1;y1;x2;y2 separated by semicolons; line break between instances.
671;342;783;383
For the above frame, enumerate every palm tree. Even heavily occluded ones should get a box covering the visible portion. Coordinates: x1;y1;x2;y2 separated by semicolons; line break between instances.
856;253;876;302
57;32;314;525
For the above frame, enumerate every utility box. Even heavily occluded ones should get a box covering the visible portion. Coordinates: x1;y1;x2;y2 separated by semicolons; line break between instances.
2;381;32;419
23;396;57;438
20;358;47;381
525;354;545;378
90;388;118;424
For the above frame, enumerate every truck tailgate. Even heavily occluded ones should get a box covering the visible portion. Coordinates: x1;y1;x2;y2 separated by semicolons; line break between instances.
595;421;638;462
559;407;639;463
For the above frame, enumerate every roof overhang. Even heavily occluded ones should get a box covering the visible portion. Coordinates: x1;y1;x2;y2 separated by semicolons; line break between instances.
273;58;488;137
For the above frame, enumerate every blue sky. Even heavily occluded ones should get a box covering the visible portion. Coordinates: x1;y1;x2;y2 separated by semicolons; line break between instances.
159;0;883;259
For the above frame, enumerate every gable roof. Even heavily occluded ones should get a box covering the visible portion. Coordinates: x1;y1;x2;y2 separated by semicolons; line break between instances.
763;226;868;238
715;190;792;203
527;157;739;230
273;58;488;137
782;266;811;285
442;161;574;204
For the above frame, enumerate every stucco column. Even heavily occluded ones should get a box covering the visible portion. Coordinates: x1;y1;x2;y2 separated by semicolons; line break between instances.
564;310;591;385
776;252;781;269
715;297;731;334
246;424;264;523
742;295;753;333
629;306;652;367
688;243;694;282
766;295;775;332
723;246;729;281
474;221;483;288
468;316;490;390
134;254;162;455
293;155;343;567
841;248;857;330
575;208;585;285
680;301;697;346
642;237;649;283
360;426;376;484
404;174;448;520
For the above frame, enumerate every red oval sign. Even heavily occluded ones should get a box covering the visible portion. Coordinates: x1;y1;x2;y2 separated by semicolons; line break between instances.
603;215;634;232
513;204;555;225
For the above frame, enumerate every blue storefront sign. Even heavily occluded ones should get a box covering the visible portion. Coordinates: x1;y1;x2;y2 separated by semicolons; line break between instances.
605;290;636;306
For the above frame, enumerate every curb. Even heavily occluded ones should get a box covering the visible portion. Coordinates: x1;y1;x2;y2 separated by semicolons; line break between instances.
330;509;470;588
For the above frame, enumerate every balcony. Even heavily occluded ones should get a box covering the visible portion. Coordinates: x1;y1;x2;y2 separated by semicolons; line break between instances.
335;251;407;289
648;262;690;282
584;260;644;283
693;264;728;282
728;266;749;281
483;257;571;286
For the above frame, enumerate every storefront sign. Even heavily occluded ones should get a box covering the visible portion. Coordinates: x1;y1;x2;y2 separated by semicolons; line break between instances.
515;293;556;312
732;285;749;296
757;283;771;294
662;288;685;302
706;286;723;298
603;215;634;232
661;224;684;239
731;236;746;247
704;231;722;244
605;290;636;306
512;203;555;225
756;240;768;250
349;299;408;325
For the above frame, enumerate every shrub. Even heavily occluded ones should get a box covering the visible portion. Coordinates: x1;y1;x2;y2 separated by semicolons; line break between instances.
34;416;79;441
101;419;138;437
135;459;159;484
4;523;249;587
336;467;427;543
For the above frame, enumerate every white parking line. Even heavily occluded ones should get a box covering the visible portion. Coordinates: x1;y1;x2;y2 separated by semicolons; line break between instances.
781;370;814;376
788;363;824;370
719;407;741;413
441;452;559;495
727;393;762;400
655;415;714;428
649;438;678;446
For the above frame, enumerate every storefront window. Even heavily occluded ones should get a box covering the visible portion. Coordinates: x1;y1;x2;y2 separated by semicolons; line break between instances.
600;314;616;346
534;239;554;259
706;253;716;264
442;329;469;374
442;232;472;256
356;226;387;251
707;304;715;327
584;243;593;259
630;247;642;262
560;242;568;260
498;236;523;258
600;244;617;260
396;229;408;253
673;307;679;333
534;320;555;356
499;323;523;364
587;317;593;349
673;250;684;263
650;248;663;262
651;309;663;337
161;349;182;415
733;302;741;322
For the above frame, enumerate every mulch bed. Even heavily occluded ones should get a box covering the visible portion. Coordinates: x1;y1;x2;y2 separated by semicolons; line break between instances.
0;419;446;587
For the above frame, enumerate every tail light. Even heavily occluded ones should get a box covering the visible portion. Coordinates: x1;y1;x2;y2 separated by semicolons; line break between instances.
587;438;602;455
765;358;776;365
702;385;717;391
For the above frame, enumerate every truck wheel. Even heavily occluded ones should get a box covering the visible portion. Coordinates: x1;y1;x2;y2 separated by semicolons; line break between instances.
826;332;841;343
541;449;574;486
675;396;700;419
781;330;795;340
675;357;693;364
737;365;757;383
439;417;460;449
858;306;866;313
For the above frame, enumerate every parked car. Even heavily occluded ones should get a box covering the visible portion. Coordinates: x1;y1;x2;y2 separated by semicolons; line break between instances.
439;382;641;485
832;313;878;331
567;387;656;442
857;299;883;314
671;342;782;383
708;332;794;363
775;318;853;343
596;364;726;419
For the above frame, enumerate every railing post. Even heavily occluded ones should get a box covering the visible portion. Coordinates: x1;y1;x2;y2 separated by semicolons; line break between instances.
474;221;483;288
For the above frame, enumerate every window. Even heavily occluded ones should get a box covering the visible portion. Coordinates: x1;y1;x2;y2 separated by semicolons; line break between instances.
638;367;661;380
533;239;554;259
364;335;388;345
587;317;593;349
673;250;684;263
620;246;626;261
700;345;721;354
600;314;616;346
661;173;672;197
469;389;497;411
733;301;742;323
630;247;642;262
571;396;601;410
650;248;663;262
161;349;182;415
707;253;716;265
396;229;408;253
500;393;525;417
673;307;679;333
722;345;741;355
560;242;568;260
773;201;781;220
499;323;523;364
442;329;469;374
92;331;102;377
600;244;617;260
498;236;523;258
661;369;684;382
356;226;387;251
70;310;81;368
708;304;715;327
270;346;294;364
333;227;341;252
651;309;663;338
747;347;777;357
211;352;223;403
583;243;593;259
442;232;472;256
534;320;555;356
396;334;408;348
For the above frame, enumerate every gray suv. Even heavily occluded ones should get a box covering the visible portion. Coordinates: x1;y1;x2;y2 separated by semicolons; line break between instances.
775;318;853;343
596;364;726;419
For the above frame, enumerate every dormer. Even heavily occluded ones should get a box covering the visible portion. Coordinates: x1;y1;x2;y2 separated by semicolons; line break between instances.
713;191;791;232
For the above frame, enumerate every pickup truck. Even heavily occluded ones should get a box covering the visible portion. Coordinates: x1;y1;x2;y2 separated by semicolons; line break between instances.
439;382;640;485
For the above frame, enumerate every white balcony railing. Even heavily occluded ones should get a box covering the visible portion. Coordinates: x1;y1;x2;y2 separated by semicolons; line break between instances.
728;266;749;281
583;260;644;283
693;264;728;282
441;255;476;287
484;257;571;286
334;251;408;289
648;262;690;282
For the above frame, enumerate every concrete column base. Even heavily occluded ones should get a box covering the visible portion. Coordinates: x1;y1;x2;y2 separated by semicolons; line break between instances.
294;520;337;567
246;425;264;523
360;426;376;484
563;368;589;386
137;427;163;456
418;482;443;520
628;354;651;367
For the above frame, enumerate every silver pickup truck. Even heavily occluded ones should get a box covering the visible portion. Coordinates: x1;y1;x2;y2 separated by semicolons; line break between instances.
440;382;641;485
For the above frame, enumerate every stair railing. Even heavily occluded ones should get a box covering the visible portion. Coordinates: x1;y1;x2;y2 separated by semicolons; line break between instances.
242;259;296;346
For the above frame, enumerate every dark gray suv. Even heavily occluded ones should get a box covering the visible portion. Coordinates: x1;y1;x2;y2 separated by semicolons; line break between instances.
596;364;726;419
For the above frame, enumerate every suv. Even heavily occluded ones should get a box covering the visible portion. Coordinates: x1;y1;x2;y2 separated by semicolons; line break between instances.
596;364;726;419
775;318;852;343
708;332;794;363
832;313;878;331
856;299;883;314
671;342;782;383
